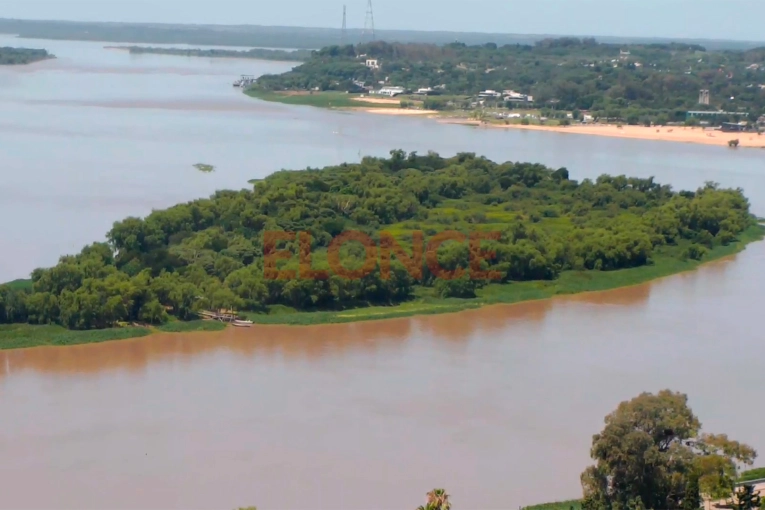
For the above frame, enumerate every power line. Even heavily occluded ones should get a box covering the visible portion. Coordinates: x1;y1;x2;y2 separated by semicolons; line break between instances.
362;0;375;41
341;5;347;45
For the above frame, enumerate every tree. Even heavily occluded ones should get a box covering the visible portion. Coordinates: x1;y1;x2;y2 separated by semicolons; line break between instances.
683;471;702;510
581;390;757;510
417;489;451;510
732;485;762;510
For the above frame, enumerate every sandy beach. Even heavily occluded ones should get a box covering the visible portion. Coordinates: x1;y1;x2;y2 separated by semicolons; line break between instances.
443;120;765;148
362;108;438;115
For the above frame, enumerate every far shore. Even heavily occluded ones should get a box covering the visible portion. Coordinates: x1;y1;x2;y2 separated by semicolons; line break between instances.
441;120;765;148
3;224;763;351
253;92;765;149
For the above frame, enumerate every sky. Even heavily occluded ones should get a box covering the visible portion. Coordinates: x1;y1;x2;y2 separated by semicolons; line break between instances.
3;0;764;41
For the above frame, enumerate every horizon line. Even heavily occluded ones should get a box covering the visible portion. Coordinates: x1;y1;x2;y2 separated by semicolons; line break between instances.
2;17;764;45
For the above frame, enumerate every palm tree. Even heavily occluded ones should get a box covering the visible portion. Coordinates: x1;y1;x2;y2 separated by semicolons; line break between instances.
417;488;451;510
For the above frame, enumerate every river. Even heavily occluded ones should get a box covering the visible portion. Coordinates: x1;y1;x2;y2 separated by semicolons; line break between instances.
0;36;764;510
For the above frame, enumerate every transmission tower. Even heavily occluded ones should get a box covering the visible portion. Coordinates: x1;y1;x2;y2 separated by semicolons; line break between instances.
362;0;375;41
341;5;347;45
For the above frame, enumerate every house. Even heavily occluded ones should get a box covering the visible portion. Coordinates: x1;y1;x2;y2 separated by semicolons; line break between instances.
478;90;502;98
376;86;406;97
413;87;434;95
365;59;380;70
721;121;748;132
502;90;534;103
758;115;765;125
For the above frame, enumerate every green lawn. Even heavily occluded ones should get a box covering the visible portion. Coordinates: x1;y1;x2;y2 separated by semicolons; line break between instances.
245;89;401;109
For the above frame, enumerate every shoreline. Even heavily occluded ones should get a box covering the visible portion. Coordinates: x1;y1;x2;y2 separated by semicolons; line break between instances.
247;91;765;149
4;224;763;351
438;119;765;149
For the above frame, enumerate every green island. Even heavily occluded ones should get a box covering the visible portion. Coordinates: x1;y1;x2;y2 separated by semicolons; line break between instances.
0;46;53;65
250;39;765;128
1;151;762;349
106;45;312;62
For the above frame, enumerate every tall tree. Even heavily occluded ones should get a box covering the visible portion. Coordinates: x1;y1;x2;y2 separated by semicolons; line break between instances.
683;471;702;510
581;390;757;510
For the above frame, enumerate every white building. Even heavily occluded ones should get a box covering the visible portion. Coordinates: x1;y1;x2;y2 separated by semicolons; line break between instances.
376;86;406;97
365;59;380;70
478;90;502;98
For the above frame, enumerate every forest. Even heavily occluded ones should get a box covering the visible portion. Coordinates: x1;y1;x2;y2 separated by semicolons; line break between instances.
254;39;765;123
0;47;51;65
112;46;312;62
0;152;758;331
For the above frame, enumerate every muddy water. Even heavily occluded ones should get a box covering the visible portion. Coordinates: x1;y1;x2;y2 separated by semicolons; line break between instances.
1;36;765;509
2;244;764;510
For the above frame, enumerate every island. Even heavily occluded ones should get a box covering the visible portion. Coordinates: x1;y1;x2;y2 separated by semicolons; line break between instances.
1;151;762;349
247;39;765;147
106;45;312;62
0;47;53;65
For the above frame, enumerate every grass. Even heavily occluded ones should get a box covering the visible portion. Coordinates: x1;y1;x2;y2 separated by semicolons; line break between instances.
154;320;227;333
245;89;401;109
240;223;764;326
3;279;32;290
0;324;151;350
740;467;765;482
522;500;582;510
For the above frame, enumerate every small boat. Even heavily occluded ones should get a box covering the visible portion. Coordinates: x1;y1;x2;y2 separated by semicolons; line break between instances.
232;320;253;328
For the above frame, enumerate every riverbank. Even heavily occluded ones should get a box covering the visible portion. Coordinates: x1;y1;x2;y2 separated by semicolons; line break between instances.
246;91;765;149
446;120;765;149
3;224;762;350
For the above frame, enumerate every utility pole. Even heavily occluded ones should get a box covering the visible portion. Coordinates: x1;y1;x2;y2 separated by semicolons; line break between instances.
362;0;375;42
341;5;347;45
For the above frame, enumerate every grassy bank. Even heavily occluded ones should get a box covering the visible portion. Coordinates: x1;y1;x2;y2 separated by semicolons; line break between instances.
522;500;582;510
240;224;764;326
245;89;401;109
154;320;227;333
0;324;152;350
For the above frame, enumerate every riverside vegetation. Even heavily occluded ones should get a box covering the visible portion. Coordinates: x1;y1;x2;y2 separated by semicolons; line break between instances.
252;39;765;125
0;47;52;65
108;46;312;62
1;151;762;348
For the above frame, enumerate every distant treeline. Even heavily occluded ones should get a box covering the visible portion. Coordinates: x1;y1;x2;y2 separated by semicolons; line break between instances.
0;18;763;51
0;46;51;65
256;39;765;124
111;45;312;61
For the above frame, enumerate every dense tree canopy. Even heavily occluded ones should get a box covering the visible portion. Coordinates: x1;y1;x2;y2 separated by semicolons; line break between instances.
0;47;51;65
581;390;757;510
0;151;755;330
255;39;765;122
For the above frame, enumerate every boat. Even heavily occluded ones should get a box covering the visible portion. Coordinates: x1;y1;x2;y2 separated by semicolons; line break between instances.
232;320;253;328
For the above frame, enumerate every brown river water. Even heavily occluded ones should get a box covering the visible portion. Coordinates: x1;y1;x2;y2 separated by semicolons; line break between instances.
1;37;764;509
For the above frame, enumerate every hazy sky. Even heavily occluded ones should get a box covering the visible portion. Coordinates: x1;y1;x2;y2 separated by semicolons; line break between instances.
4;0;764;41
